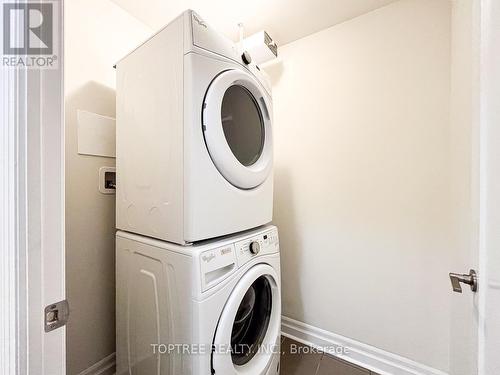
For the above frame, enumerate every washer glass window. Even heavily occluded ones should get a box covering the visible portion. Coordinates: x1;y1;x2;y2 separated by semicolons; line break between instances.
230;276;272;365
221;85;264;167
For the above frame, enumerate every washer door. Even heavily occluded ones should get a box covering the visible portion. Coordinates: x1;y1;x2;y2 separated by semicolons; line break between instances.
212;264;281;375
203;69;273;189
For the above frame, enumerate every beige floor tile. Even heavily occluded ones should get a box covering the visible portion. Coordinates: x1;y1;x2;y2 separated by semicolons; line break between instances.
316;354;369;375
280;337;322;375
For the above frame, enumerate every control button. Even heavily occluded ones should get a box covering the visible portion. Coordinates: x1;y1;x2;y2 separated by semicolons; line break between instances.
241;51;252;65
249;241;260;255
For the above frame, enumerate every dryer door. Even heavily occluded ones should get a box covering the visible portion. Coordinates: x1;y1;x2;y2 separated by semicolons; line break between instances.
212;264;281;375
203;69;273;189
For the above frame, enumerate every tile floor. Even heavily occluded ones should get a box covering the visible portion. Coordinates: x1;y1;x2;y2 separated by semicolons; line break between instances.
280;337;380;375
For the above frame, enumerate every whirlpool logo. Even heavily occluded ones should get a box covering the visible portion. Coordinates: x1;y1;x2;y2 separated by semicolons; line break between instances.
1;1;59;68
202;254;216;263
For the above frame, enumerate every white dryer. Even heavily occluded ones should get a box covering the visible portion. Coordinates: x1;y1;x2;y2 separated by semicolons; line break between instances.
116;10;274;244
116;225;281;375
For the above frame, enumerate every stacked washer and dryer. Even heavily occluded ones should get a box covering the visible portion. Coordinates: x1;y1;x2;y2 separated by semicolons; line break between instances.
115;10;281;375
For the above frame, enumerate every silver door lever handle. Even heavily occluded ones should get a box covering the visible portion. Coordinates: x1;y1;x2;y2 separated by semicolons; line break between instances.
449;269;477;293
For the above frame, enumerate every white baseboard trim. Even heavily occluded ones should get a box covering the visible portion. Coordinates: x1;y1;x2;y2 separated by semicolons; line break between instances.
281;316;449;375
77;352;116;375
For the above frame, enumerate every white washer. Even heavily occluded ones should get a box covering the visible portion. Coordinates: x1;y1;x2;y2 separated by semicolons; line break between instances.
116;10;274;245
116;225;281;375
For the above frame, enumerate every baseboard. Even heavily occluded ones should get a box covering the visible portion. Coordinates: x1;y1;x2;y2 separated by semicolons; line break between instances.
77;352;116;375
281;316;449;375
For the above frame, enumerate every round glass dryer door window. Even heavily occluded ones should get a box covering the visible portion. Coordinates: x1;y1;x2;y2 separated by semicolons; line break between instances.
203;69;273;189
221;85;265;167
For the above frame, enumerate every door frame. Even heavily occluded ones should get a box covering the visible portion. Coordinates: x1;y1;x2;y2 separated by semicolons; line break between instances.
0;1;65;374
477;0;500;373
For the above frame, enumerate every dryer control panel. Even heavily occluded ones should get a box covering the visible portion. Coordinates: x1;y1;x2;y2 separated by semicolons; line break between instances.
190;11;240;63
234;227;279;267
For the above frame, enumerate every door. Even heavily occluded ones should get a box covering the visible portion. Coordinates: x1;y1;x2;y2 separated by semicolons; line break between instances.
449;1;500;374
202;69;273;189
447;1;480;374
477;0;500;373
0;1;66;374
212;264;281;375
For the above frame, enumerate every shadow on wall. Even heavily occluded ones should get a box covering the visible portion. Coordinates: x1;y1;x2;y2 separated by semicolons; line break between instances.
65;81;118;374
263;59;284;87
272;167;304;320
266;61;303;320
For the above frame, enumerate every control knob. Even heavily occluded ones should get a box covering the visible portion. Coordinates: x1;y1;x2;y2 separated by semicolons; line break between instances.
249;241;260;255
241;51;252;65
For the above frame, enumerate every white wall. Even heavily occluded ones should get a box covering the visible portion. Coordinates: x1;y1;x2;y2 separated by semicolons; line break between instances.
266;0;459;371
65;2;151;374
449;1;480;374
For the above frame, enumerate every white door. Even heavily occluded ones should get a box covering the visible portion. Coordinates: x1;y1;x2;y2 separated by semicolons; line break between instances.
202;69;273;189
0;1;66;374
212;264;281;375
477;0;500;373
448;1;500;374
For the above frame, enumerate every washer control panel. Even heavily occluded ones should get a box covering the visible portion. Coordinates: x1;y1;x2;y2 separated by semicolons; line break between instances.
235;227;279;267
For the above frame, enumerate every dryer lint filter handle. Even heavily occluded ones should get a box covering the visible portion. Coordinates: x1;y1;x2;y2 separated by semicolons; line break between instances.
200;245;237;292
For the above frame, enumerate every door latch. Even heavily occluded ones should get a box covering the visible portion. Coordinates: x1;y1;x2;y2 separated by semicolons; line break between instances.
45;300;69;332
449;269;478;293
